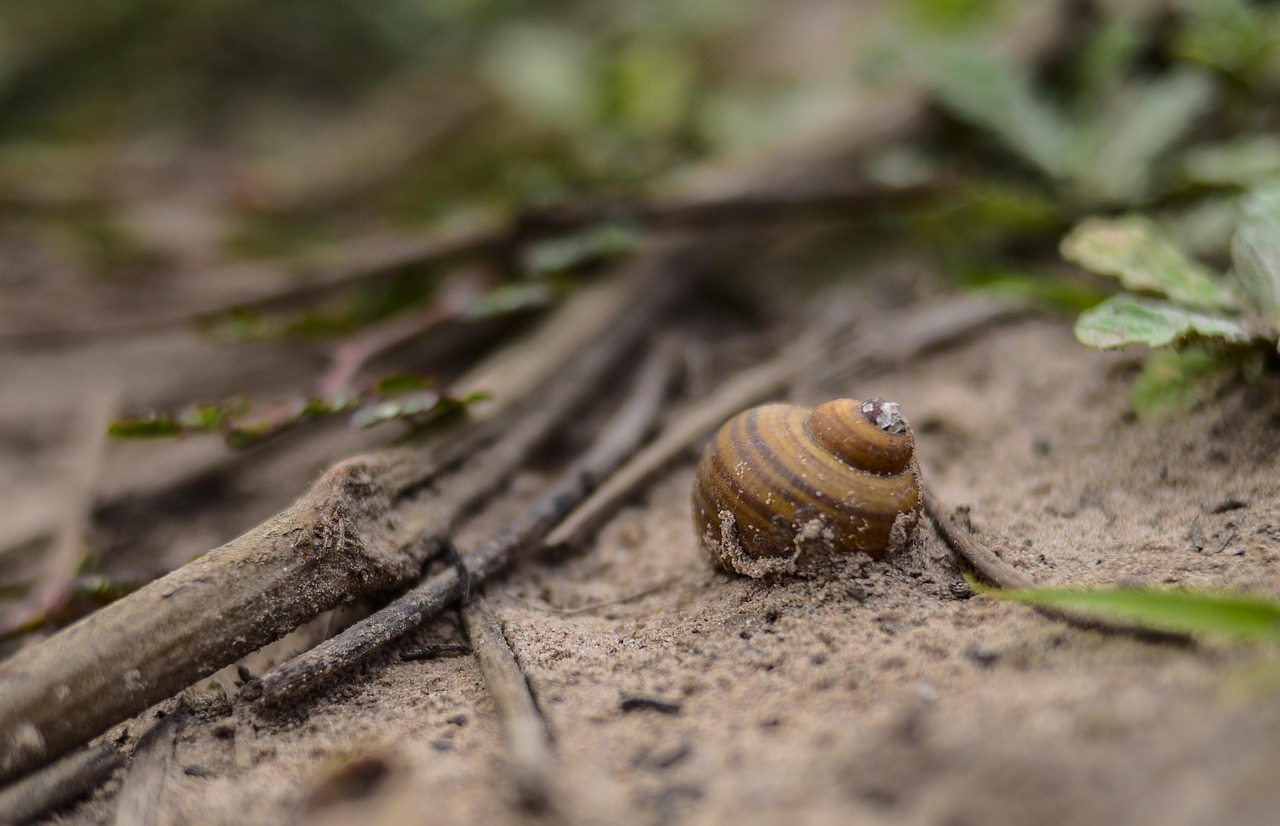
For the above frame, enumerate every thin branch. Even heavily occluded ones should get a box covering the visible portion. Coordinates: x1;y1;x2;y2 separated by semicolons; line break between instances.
921;489;1035;591
923;490;1191;643
0;252;690;784
27;389;120;606
313;276;488;400
460;594;555;811
112;714;182;826
0;742;121;824
219;273;492;444
254;336;676;703
501;582;676;616
544;297;1025;549
0;179;942;344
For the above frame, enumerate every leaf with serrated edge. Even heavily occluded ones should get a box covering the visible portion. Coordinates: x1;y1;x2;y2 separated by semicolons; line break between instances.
983;586;1280;641
1231;185;1280;338
1075;295;1251;350
1063;216;1234;311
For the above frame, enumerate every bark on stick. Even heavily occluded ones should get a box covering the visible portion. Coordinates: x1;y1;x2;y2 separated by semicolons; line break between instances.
0;252;687;784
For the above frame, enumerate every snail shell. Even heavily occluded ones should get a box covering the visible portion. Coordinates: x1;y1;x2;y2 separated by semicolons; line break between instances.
692;398;922;577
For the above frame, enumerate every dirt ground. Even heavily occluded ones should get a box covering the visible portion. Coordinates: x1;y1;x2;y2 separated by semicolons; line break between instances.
3;257;1280;825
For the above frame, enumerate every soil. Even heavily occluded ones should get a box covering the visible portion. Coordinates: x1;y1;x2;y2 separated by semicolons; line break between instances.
4;259;1280;826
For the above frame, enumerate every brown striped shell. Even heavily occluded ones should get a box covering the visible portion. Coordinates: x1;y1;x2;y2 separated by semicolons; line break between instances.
692;398;922;577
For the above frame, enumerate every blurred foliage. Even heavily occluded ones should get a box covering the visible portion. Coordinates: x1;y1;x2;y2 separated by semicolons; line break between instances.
109;381;485;448
866;0;1280;414
9;0;1280;420
0;0;789;225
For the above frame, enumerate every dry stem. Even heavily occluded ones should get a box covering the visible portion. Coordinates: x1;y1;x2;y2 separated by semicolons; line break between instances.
13;388;122;631
923;490;1191;643
460;595;555;811
112;714;182;826
0;251;689;783
546;297;1024;548
255;339;675;703
0;742;121;824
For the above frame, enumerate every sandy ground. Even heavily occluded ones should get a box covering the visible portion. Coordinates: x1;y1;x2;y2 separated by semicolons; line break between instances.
4;262;1280;826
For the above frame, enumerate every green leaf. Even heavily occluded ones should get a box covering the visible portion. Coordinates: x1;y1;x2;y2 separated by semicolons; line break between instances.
1155;198;1241;258
1230;184;1280;337
482;24;597;129
1074;295;1251;350
463;283;555;320
983;585;1280;641
374;374;432;398
1182;135;1280;187
522;223;641;277
179;399;251;431
108;414;184;440
901;0;1014;30
606;41;696;136
108;417;184;440
923;44;1071;179
1071;15;1147;115
1130;346;1236;417
1172;0;1279;85
1074;69;1216;203
1062;216;1234;311
351;391;442;428
963;267;1109;313
348;390;482;429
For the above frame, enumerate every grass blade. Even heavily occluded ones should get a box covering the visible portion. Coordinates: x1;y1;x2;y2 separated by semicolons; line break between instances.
982;585;1280;641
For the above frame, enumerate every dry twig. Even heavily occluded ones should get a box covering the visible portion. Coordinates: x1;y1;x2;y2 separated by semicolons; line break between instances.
4;390;123;636
112;714;182;826
0;742;121;825
0;250;691;783
923;490;1191;643
460;595;555;811
255;337;675;703
545;297;1025;548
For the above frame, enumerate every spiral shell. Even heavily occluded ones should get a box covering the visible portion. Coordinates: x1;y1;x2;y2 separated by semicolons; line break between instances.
692;398;922;577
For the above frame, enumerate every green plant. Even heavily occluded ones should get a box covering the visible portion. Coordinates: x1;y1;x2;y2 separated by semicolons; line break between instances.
1065;184;1280;414
876;12;1218;207
975;580;1280;642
